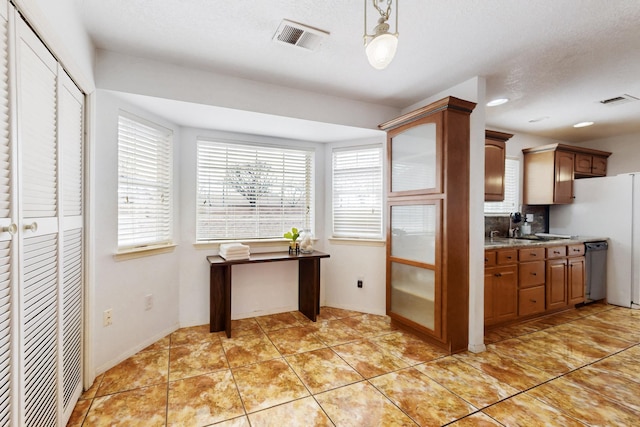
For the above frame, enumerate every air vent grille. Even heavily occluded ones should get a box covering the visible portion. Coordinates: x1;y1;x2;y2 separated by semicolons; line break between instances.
273;19;329;51
599;94;639;106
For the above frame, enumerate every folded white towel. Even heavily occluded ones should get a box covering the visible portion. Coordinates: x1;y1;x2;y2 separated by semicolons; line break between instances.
219;243;250;253
219;252;250;261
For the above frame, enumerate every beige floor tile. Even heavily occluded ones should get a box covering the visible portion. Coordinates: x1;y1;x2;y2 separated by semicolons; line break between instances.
141;335;171;353
575;302;613;316
447;412;502;426
370;368;476;426
332;340;409;379
211;417;251;427
286;347;363;394
266;326;326;355
227;318;264;338
368;330;449;365
167;370;244;426
169;340;229;381
80;374;104;400
576;316;640;342
484;393;587;426
309;319;361;346
84;384;167;426
527;376;640;426
66;398;91;427
519;330;608;366
338;313;397;336
320;306;362;319
248;396;333;426
591;349;640;383
221;333;281;368
170;324;221;347
454;348;553;391
316;381;417;426
96;349;169;396
489;338;575;376
551;322;635;354
415;356;519;409
564;365;640;412
233;358;309;413
255;312;302;331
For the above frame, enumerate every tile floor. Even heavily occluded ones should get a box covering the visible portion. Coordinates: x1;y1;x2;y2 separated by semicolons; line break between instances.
68;303;640;426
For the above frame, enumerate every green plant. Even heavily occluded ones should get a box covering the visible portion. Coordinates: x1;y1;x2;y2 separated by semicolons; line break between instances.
283;227;300;242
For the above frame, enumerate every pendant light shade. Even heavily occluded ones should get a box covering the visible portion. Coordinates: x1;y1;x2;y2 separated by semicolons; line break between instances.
365;32;398;70
364;0;399;70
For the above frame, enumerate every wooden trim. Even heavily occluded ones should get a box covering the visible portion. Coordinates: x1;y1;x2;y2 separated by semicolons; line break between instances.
379;96;476;131
485;130;513;142
522;143;611;157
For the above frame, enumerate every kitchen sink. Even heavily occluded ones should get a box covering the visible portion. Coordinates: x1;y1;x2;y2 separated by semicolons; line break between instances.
513;235;570;242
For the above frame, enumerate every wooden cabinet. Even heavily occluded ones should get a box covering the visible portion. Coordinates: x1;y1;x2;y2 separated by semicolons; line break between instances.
381;97;476;353
523;144;611;205
485;250;518;326
546;258;568;311
568;256;586;305
484;130;513;201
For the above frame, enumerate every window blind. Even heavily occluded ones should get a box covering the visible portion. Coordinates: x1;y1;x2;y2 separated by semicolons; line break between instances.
117;112;173;249
484;157;520;214
332;145;383;238
196;140;314;241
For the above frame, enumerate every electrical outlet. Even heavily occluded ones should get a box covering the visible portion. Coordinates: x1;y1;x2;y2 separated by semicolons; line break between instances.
357;277;363;288
145;294;153;311
103;309;113;326
526;213;534;222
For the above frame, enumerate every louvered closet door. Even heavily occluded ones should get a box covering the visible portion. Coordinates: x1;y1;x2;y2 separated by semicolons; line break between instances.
15;17;60;427
58;69;84;421
0;1;14;425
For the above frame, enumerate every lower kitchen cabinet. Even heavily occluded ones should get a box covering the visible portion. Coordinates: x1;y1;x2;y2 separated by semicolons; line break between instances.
546;258;568;310
568;256;586;304
519;286;545;316
485;262;518;326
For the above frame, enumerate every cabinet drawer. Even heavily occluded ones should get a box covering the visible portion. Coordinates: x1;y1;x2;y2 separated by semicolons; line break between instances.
497;249;517;265
519;247;545;262
519;261;545;288
519;286;545;316
485;251;497;267
567;244;585;257
546;246;567;259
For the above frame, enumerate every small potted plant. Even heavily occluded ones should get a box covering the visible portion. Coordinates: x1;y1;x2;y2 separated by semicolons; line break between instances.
284;227;300;254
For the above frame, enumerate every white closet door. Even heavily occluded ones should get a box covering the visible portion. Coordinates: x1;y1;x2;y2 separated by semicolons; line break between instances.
58;70;83;419
15;17;59;427
0;1;13;425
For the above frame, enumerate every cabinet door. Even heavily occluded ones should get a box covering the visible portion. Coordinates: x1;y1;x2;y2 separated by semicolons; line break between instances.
485;265;517;325
568;257;585;305
574;153;592;174
554;151;575;204
546;259;568;310
484;139;505;201
591;156;607;176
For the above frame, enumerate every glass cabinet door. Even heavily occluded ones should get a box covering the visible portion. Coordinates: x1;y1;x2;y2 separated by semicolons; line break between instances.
389;202;440;331
390;121;439;194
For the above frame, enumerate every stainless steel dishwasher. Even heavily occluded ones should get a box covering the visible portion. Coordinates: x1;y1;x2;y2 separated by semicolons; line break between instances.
585;241;608;302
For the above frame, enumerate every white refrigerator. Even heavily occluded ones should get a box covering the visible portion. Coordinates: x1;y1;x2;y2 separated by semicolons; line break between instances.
549;173;640;309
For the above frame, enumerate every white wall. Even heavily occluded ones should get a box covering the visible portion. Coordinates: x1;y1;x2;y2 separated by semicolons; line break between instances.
177;127;328;325
92;90;181;373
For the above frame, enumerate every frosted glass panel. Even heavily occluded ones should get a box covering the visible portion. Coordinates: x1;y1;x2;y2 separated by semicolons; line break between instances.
390;262;435;330
391;123;436;192
391;204;436;264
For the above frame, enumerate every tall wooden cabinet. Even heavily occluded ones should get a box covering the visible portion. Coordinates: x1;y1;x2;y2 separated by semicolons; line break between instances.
484;130;513;201
0;3;85;425
380;97;476;353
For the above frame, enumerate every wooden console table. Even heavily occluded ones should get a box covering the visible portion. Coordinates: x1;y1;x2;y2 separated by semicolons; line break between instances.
206;251;330;337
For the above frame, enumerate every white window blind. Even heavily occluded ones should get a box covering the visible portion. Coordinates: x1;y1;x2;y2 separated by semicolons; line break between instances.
332;145;383;238
117;112;173;249
484;157;520;214
197;140;314;241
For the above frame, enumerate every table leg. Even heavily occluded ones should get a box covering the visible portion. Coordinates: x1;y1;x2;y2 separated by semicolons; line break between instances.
210;265;232;337
298;258;320;322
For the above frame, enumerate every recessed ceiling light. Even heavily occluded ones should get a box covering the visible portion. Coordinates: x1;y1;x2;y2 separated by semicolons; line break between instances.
486;98;509;107
528;116;549;123
573;121;594;128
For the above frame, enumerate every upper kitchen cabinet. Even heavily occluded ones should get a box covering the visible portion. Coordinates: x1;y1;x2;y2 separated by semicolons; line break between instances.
523;144;611;205
485;130;513;201
380;96;476;354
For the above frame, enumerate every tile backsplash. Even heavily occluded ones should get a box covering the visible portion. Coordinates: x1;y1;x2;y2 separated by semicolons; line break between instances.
484;205;548;238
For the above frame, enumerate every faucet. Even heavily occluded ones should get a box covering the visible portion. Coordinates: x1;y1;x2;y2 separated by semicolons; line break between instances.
490;230;499;240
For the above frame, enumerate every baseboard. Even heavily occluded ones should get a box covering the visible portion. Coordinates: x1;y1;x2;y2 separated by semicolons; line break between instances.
467;343;487;353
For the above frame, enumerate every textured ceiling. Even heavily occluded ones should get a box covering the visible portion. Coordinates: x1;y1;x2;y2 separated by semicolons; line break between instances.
76;0;640;142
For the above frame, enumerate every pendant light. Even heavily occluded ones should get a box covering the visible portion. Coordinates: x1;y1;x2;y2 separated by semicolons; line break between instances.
364;0;399;70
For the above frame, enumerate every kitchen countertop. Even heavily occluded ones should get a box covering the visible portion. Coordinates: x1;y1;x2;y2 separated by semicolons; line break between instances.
484;235;608;250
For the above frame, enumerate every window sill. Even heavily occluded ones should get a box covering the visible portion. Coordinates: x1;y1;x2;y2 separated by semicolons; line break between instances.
114;243;177;261
193;239;293;250
328;237;385;247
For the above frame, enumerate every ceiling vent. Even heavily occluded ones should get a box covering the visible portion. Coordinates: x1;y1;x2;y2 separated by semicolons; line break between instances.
273;19;329;51
599;94;639;106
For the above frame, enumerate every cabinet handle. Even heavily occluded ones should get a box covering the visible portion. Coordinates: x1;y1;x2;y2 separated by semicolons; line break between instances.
495;273;502;277
531;253;537;256
530;299;537;303
573;248;580;252
554;251;560;254
506;256;512;259
484;258;488;262
531;272;537;276
24;222;38;232
1;223;17;235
